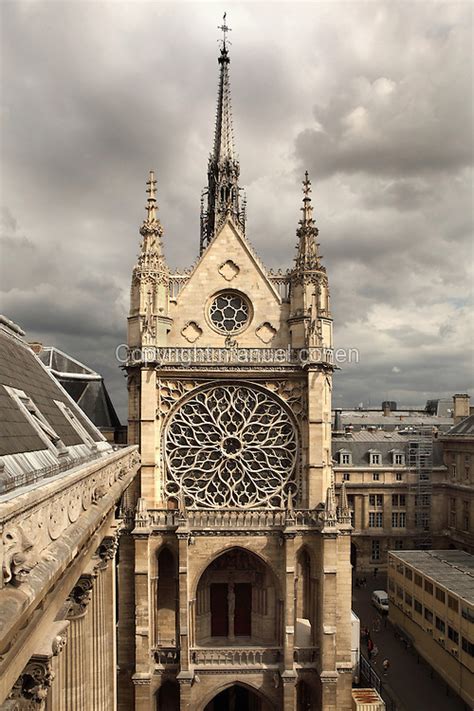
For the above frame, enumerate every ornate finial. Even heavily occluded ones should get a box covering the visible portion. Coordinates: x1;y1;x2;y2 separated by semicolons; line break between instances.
218;12;231;50
292;172;320;275
338;480;352;524
146;170;157;222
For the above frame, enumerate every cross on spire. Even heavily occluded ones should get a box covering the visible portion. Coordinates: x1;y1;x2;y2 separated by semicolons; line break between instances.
218;12;231;49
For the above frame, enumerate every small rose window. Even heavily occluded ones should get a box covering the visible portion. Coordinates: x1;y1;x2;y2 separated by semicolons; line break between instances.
209;292;249;334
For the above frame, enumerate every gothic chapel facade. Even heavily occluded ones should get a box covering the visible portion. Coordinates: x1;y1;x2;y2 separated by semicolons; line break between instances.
120;25;353;711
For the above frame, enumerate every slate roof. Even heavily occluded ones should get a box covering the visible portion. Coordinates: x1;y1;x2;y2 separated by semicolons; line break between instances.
442;414;474;438
332;432;445;467
0;318;102;458
390;550;474;606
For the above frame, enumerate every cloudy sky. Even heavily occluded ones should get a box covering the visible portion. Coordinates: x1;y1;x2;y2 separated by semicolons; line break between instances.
1;0;472;420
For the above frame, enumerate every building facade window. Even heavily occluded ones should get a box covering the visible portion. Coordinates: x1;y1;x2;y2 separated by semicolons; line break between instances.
462;638;474;657
396;472;403;481
340;452;352;465
448;626;459;644
369;494;383;508
392;512;406;528
435;587;446;604
392;494;406;507
414;599;422;615
369;451;381;465
449;498;457;527
342;472;350;481
414;573;423;587
405;592;413;606
424;607;433;624
394;539;404;550
372;472;380;481
435;616;445;634
424;580;433;595
462;501;470;531
371;540;380;561
369;512;383;528
448;595;459;613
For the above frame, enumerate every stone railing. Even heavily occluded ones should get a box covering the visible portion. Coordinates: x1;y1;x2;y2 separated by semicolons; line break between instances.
294;646;319;665
147;508;322;531
152;647;180;666
191;647;281;667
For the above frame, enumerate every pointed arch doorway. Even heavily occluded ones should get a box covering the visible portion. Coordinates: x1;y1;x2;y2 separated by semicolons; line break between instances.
203;683;273;711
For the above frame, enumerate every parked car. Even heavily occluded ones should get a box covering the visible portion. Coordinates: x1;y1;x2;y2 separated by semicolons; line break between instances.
371;590;389;614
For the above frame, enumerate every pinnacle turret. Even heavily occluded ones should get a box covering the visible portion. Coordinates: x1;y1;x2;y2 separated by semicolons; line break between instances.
200;14;246;254
293;172;321;274
137;171;167;273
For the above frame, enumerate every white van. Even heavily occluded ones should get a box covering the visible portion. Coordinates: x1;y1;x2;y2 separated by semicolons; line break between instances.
371;590;389;614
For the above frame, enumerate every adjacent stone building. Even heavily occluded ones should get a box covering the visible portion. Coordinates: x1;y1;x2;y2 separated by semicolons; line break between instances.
120;28;353;711
0;315;139;709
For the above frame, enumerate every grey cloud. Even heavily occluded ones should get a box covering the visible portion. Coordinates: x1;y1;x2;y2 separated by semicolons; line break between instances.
1;1;472;418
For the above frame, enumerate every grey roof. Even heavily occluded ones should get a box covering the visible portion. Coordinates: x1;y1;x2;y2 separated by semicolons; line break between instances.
38;346;121;429
0;316;109;492
332;433;445;467
390;550;474;606
334;411;454;432
442;414;474;438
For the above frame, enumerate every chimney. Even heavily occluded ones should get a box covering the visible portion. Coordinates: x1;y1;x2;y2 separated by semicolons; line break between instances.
29;342;43;354
383;403;391;417
453;394;470;424
334;409;343;433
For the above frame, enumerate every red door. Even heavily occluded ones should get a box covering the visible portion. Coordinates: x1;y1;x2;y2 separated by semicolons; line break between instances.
210;583;228;636
234;583;252;636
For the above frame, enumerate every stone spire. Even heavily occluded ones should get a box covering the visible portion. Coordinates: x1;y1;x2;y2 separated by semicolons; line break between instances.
293;171;321;274
322;473;337;526
137;171;167;274
338;480;352;525
200;14;246;254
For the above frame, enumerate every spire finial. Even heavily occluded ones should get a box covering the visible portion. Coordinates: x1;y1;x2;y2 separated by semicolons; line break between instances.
146;170;157;222
200;14;245;253
218;12;231;50
302;171;313;224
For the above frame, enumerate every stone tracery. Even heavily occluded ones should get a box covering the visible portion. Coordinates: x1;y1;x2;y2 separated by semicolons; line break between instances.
164;384;298;508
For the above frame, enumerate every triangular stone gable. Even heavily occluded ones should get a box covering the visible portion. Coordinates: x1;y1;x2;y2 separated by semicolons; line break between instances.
168;220;290;348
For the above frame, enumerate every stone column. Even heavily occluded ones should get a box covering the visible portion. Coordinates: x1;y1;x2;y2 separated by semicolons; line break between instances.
177;527;190;671
63;574;94;711
97;534;120;710
283;531;296;670
319;530;338;711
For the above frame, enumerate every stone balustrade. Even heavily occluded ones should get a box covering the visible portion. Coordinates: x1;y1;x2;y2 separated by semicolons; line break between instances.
190;647;281;668
293;646;319;665
152;647;180;667
147;508;323;531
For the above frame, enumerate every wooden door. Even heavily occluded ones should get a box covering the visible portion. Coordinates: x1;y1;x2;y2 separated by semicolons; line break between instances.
210;583;228;636
234;582;252;636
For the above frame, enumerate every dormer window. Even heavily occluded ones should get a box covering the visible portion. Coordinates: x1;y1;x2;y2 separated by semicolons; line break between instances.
5;386;63;453
54;400;95;446
338;450;352;465
391;449;405;466
369;450;382;465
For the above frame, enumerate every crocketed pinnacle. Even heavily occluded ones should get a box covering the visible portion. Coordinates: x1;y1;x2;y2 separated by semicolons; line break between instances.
200;14;246;254
293;171;321;273
138;171;167;271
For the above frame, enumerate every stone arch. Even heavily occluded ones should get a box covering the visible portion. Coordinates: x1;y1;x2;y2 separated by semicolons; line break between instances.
193;546;282;646
200;680;275;711
154;545;178;646
191;543;281;600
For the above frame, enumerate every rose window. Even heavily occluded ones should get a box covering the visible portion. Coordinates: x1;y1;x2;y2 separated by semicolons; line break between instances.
209;292;249;334
164;384;298;508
